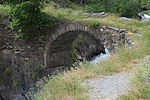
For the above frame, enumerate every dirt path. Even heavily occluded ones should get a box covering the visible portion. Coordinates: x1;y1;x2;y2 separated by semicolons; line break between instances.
83;71;134;100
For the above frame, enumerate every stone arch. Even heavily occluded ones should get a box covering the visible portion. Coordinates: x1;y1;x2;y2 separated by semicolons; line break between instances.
47;23;94;45
45;30;105;68
44;22;128;67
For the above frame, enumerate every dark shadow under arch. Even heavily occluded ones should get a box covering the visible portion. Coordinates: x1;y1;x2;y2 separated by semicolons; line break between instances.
46;30;105;68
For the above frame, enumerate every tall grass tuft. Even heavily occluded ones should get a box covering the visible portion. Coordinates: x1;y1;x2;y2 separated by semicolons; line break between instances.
119;62;150;100
35;72;88;100
0;4;10;15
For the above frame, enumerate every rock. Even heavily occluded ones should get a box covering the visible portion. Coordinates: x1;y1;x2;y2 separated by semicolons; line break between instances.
119;29;127;33
77;55;83;61
38;47;43;50
27;46;31;49
71;11;80;15
0;45;6;50
7;46;13;49
138;11;150;21
83;12;107;17
2;50;11;55
15;94;26;100
0;94;4;100
13;49;23;54
120;17;132;21
14;51;21;54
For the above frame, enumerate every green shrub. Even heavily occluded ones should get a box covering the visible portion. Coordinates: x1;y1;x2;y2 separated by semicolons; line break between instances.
136;63;150;89
9;1;56;39
5;0;29;5
119;62;150;100
32;64;42;79
28;61;43;79
0;4;10;15
5;0;45;6
85;0;140;17
140;0;150;8
113;0;140;17
85;0;112;13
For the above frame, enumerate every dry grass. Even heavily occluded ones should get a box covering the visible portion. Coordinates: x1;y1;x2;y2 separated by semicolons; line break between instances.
35;4;150;100
118;62;150;100
0;3;149;100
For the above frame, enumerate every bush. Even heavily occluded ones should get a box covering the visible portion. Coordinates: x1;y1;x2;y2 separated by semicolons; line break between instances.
4;0;30;5
112;0;140;17
85;0;140;17
137;63;150;89
0;4;11;15
85;0;112;13
140;0;150;8
9;1;56;39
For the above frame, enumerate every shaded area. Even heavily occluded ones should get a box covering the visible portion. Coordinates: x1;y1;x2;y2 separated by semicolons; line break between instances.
47;30;105;68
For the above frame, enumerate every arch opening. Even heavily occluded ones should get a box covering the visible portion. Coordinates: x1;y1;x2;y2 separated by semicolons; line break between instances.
46;30;105;68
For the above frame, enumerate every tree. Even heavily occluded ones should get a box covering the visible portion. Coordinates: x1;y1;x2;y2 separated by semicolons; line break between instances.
140;0;150;8
8;0;56;39
70;0;86;6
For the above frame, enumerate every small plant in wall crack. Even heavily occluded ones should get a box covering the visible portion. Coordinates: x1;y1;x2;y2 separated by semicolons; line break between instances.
28;61;43;79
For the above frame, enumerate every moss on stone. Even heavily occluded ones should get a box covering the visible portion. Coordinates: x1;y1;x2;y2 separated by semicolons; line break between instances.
70;34;88;64
0;64;13;85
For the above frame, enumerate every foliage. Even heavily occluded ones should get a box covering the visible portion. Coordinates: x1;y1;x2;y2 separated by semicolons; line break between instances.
0;67;12;84
9;1;56;39
112;0;140;17
140;0;150;8
85;0;112;13
35;72;87;100
136;63;150;89
84;0;140;17
5;0;46;7
4;0;30;5
119;63;150;100
28;61;43;79
70;0;86;5
70;34;88;64
0;4;10;15
32;64;42;79
86;20;100;27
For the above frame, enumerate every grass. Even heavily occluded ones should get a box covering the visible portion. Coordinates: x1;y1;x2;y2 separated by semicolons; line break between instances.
42;3;85;22
35;5;150;99
35;34;150;100
34;3;150;100
35;72;88;100
0;4;10;15
118;62;150;100
0;3;149;100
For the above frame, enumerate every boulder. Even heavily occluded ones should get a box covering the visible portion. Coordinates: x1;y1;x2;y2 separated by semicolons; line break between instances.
83;12;107;17
138;13;150;21
0;93;4;100
120;17;132;21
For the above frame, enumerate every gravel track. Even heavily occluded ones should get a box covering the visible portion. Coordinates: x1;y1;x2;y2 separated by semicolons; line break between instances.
84;72;134;100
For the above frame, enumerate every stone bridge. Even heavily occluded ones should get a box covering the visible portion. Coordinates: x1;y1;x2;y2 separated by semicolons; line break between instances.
43;22;128;68
0;15;129;100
